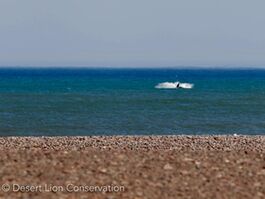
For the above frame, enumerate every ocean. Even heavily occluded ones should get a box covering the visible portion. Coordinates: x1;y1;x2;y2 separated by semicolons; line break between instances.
0;68;265;136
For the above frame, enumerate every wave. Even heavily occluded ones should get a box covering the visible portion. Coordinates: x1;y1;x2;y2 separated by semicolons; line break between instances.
155;82;194;89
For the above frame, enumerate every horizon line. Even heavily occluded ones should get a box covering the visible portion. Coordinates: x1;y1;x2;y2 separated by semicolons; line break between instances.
0;65;265;70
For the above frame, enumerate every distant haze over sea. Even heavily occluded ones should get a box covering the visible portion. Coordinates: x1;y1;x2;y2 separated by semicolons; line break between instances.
1;1;265;67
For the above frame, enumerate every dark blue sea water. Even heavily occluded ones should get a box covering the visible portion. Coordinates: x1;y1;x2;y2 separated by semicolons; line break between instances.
0;68;265;136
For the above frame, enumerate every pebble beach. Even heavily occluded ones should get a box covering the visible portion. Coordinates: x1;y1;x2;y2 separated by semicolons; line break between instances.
0;136;264;199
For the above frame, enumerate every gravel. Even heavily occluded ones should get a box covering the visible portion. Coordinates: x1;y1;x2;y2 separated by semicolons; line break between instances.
0;136;264;199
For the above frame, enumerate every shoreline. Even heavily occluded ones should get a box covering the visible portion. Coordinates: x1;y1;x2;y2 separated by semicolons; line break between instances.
0;136;264;198
1;135;264;151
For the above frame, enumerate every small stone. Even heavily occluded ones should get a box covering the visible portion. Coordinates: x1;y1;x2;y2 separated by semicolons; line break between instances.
99;168;107;173
195;161;201;169
136;191;143;196
254;182;261;187
163;163;173;170
183;157;193;162
216;173;222;178
257;169;265;175
257;192;264;197
180;170;189;175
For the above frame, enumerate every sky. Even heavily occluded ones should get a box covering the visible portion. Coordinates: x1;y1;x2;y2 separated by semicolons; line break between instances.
0;0;265;68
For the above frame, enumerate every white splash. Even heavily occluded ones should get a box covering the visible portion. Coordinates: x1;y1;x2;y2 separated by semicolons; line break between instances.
155;82;177;89
178;83;194;89
155;81;194;89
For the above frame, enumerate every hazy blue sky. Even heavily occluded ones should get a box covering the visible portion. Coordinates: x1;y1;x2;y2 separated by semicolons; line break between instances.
0;0;265;67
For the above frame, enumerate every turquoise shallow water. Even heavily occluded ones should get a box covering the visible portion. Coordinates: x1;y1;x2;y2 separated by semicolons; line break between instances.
0;68;265;135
